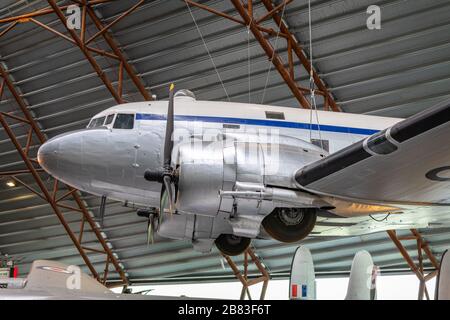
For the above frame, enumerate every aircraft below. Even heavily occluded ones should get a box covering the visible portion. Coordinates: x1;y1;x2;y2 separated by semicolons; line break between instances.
0;260;199;300
37;86;450;256
436;249;450;300
289;247;378;300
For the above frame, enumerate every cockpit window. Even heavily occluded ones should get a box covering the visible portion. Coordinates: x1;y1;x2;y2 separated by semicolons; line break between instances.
113;113;134;129
88;116;106;128
105;114;115;126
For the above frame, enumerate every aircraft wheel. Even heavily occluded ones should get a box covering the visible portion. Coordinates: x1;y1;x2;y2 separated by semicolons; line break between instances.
262;208;317;243
215;234;251;256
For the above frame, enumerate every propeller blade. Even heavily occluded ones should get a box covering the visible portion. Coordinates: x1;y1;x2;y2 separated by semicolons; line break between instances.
144;83;175;183
160;184;169;216
99;195;106;226
162;175;175;215
163;83;175;168
145;84;176;227
146;215;154;245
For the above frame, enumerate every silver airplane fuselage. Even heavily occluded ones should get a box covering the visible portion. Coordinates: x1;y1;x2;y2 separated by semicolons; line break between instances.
38;95;407;251
38;96;398;208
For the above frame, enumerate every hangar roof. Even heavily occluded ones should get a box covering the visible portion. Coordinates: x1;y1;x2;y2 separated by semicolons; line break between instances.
1;0;450;285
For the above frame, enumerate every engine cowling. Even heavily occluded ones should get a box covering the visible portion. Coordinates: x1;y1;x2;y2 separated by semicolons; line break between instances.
156;136;326;253
175;137;325;218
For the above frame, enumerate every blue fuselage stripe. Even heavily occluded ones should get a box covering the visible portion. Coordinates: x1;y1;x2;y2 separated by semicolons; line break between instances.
135;113;379;136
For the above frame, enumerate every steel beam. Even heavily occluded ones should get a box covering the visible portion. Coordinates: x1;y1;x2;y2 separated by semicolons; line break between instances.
85;0;144;45
260;0;339;111
230;0;311;109
387;229;439;300
0;1;151;104
187;0;340;111
222;247;270;300
0;0;154;285
0;0;114;24
85;5;152;101
0;64;128;286
47;0;123;104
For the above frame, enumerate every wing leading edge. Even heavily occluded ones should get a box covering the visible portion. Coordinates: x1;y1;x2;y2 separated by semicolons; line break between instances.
295;99;450;205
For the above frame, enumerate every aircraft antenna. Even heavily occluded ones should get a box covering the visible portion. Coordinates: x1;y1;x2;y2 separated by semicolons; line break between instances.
308;0;324;150
185;1;231;101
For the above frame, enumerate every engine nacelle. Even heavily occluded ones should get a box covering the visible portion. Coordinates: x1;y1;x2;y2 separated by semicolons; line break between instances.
175;137;325;217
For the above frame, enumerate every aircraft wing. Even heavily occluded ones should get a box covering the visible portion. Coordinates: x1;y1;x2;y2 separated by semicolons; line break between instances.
295;99;450;205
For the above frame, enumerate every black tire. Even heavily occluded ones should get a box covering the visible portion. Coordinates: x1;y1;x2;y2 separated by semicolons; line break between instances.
215;234;251;256
262;208;317;243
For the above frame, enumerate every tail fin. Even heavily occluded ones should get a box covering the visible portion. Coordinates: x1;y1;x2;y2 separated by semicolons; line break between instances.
345;250;378;300
289;246;316;300
25;260;110;295
436;249;450;300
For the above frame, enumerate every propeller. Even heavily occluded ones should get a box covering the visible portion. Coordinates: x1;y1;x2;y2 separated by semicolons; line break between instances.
137;208;158;245
147;214;155;245
144;83;177;241
99;195;107;226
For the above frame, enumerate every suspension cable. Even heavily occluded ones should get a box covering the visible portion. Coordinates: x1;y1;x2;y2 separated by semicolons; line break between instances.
185;1;230;101
260;1;287;104
307;0;324;149
247;14;252;104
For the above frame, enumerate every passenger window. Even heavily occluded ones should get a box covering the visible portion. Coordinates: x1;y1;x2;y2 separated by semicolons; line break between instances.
105;114;115;125
113;113;134;129
223;124;240;129
265;111;285;120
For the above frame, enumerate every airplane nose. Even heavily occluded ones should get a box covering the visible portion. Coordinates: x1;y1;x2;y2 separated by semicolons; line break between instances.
37;132;83;181
37;139;58;174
